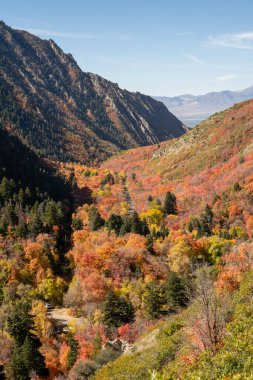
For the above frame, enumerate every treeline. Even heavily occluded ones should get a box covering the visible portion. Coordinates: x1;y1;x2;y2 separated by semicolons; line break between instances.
0;176;64;237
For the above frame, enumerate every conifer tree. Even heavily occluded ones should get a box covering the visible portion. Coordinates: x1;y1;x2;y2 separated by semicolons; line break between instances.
165;272;187;309
102;291;134;328
106;214;123;235
164;191;177;215
67;335;79;369
88;206;105;231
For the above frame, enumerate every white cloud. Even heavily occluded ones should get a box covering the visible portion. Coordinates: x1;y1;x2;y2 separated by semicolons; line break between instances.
183;54;203;64
22;28;133;41
214;74;237;82
208;32;253;49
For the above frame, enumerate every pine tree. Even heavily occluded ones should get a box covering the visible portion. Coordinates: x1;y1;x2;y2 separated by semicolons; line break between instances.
7;301;48;378
199;204;213;237
119;216;132;236
72;217;83;231
146;234;155;254
131;211;144;235
144;282;165;318
89;207;105;231
106;214;123;235
165;272;187;309
28;211;43;235
102;291;134;328
67;335;79;369
164;191;177;215
16;219;28;238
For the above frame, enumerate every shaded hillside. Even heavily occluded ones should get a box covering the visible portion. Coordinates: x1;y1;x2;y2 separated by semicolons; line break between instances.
0;124;70;200
0;21;186;164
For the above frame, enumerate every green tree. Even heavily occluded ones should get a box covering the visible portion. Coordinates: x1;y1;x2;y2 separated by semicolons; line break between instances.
102;291;134;328
28;211;43;235
10;336;48;379
106;214;123;235
72;217;83;231
131;211;144;235
199;204;213;237
143;282;165;318
146;234;155;254
164;191;177;215
16;219;28;238
88;206;105;231
165;272;187;309
7;301;48;378
67;335;79;369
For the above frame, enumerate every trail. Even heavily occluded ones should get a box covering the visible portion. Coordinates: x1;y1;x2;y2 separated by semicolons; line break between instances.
122;176;134;215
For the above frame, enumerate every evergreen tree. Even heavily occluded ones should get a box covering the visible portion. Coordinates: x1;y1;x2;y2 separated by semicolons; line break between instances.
10;336;48;379
18;188;25;205
165;272;187;309
119;216;132;236
72;217;83;231
199;204;213;237
16;219;28;238
131;211;144;235
102;291;135;328
144;282;165;318
146;234;155;254
0;177;15;200
106;214;123;235
7;301;31;345
158;221;169;239
28;211;43;235
7;301;48;378
164;191;177;215
67;335;79;369
100;173;115;188
204;204;213;225
88;206;105;231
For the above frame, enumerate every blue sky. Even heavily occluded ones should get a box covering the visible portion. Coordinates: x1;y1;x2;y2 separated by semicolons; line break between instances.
1;0;253;95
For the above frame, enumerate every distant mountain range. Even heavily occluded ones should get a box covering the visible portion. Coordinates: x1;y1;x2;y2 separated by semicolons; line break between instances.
154;86;253;127
0;21;186;164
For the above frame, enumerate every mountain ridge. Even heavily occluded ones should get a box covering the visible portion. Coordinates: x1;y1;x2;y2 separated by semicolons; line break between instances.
0;21;186;164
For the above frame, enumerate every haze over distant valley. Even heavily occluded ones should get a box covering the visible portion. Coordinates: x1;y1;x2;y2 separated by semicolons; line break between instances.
154;85;253;127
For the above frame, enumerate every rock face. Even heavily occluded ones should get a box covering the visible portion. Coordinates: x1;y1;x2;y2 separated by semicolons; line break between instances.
0;21;186;164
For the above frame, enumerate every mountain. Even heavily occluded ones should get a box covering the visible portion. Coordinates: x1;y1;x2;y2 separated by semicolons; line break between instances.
154;86;253;127
0;21;186;164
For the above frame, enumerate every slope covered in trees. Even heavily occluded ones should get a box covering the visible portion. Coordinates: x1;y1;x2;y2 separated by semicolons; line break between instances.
0;99;253;379
103;99;253;228
0;21;186;164
0;124;71;198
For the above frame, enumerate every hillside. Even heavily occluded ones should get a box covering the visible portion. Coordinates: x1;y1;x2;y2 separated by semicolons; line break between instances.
154;85;253;127
87;99;253;380
0;124;71;200
103;99;253;223
0;21;186;164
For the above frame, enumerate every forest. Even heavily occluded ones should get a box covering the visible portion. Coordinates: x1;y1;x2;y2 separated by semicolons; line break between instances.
0;99;253;380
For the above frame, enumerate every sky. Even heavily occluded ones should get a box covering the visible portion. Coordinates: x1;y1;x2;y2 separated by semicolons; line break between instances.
1;0;253;96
